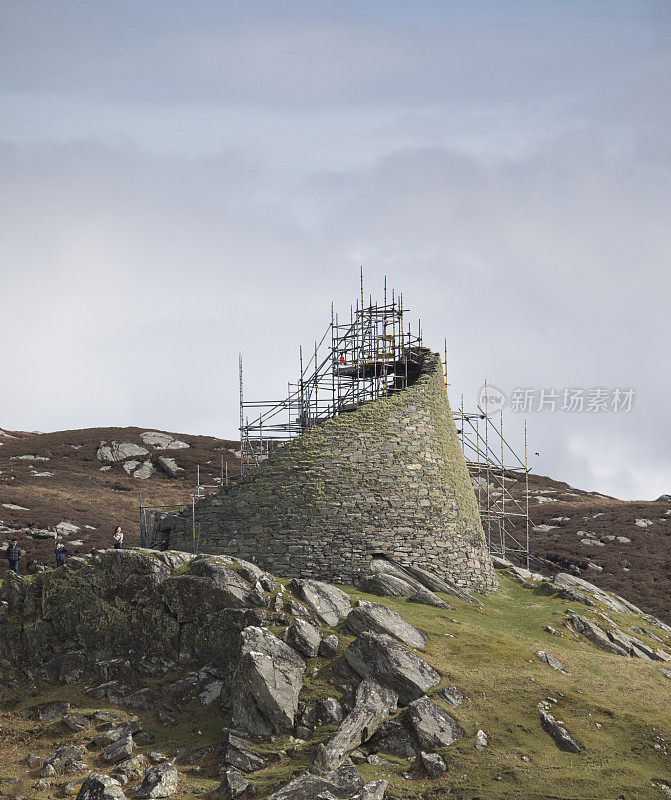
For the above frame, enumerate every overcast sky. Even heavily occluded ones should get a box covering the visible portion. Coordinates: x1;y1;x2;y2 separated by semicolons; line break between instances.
1;1;669;499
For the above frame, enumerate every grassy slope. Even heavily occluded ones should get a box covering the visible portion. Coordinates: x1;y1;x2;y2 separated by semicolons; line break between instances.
0;573;670;800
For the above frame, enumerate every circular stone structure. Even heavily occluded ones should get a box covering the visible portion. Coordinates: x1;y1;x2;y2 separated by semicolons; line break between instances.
150;349;498;592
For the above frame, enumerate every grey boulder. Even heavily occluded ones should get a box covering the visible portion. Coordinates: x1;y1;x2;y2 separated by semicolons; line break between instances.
344;632;440;704
346;599;427;649
408;586;453;610
63;712;91;731
316;697;344;726
319;634;340;659
44;745;86;770
38;701;70;721
96;442;149;462
267;765;364;799
113;755;147;783
475;729;488;750
135;762;179;798
76;773;127;800
404;696;463;749
287;619;322;658
369;557;468;605
606;628;670;660
309;679;398;775
351;781;389;800
368;718;417;758
286;600;313;620
401;563;479;603
103;734;134;764
231;626;306;736
437;685;464;707
420;751;447;778
218;766;249;798
567;614;628;656
156;457;182;478
190;557;269;607
360;571;451;609
554;573;641;614
219;730;266;773
536;651;570;674
358;573;416;598
539;710;581;754
290;579;352;626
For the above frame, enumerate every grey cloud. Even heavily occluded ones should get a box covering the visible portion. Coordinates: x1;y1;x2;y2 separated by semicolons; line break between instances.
0;1;668;500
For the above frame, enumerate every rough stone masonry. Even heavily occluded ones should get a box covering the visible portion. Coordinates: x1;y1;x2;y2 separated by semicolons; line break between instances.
148;349;498;592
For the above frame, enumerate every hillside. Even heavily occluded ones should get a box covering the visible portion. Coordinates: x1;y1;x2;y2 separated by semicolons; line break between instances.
0;426;239;566
0;426;669;623
509;472;671;623
0;552;669;799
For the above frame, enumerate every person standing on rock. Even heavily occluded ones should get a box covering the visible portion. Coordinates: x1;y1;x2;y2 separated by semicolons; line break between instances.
54;542;68;567
113;526;123;549
5;539;24;574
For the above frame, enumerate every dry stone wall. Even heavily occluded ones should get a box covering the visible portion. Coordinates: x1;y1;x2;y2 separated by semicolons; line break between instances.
151;350;498;592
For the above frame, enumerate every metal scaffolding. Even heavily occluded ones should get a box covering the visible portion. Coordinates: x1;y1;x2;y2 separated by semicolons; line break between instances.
239;275;531;567
239;273;424;478
453;391;531;567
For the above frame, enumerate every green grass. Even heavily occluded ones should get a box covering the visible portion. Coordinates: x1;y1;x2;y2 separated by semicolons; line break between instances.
1;573;669;799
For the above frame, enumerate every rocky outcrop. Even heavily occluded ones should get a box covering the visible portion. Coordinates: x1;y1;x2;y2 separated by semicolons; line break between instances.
536;650;570;674
369;718;417;758
219;766;249;798
76;774;127;800
344;633;440;704
140;431;189;450
219;730;266;773
3;539;669;800
96;442;149;462
345;600;427;649
567;614;629;656
368;558;478;604
351;782;389;800
135;763;179;798
309;679;398;775
230;626;306;736
290;579;352;626
404;696;463;749
267;766;365;800
103;734;134;764
552;573;642;614
359;573;417;598
437;685;464;707
287;619;322;657
156;457;182;478
539;710;581;754
360;559;460;609
568;613;671;660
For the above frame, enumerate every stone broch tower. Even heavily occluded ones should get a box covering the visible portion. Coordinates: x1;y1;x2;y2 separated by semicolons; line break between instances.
152;348;498;593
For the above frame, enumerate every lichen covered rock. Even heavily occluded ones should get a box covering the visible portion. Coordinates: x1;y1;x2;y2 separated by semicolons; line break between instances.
344;633;440;704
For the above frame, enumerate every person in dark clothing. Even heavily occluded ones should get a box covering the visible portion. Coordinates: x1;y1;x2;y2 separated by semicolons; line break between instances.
5;539;24;574
113;526;123;549
54;542;68;567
